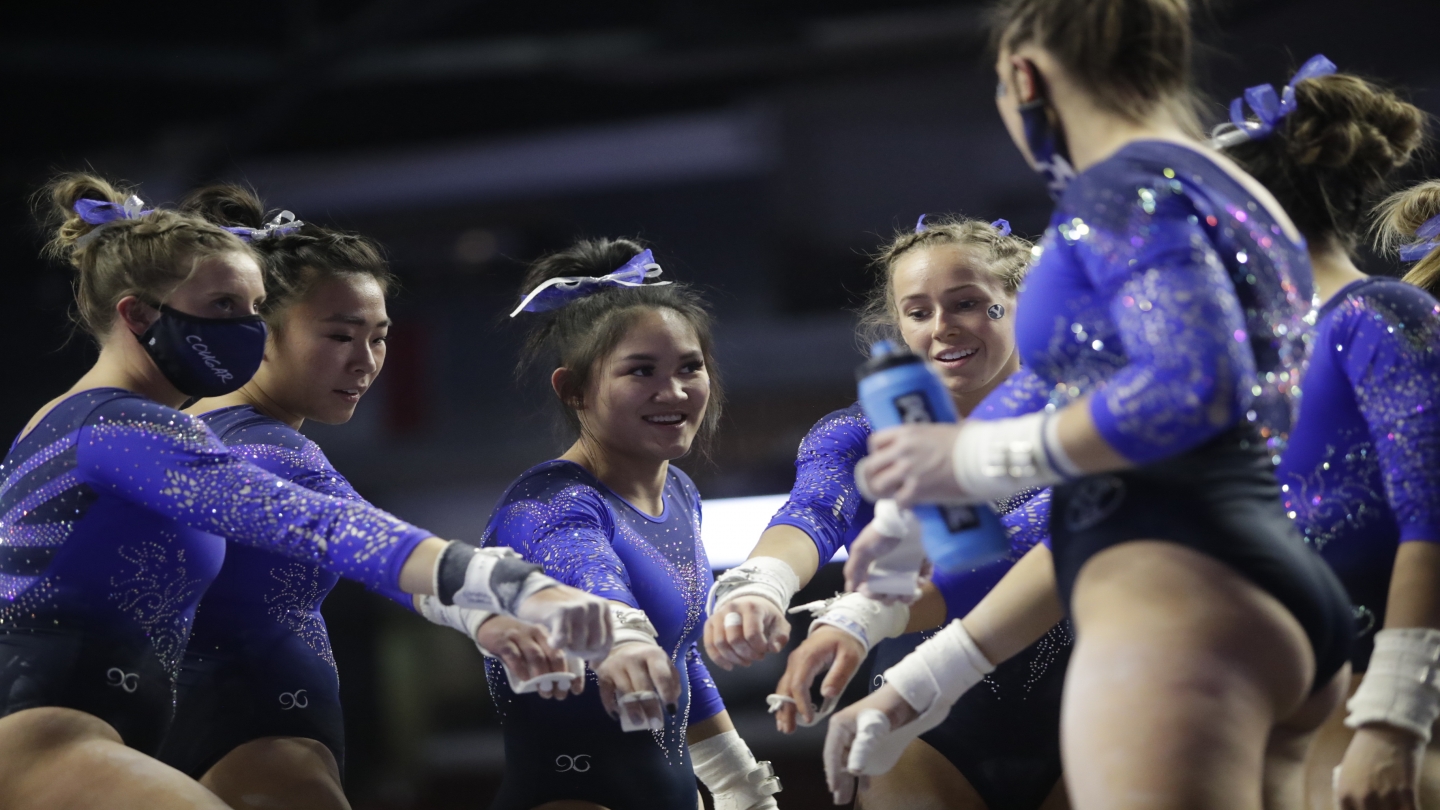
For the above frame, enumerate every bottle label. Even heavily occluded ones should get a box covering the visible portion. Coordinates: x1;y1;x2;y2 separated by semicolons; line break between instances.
939;505;981;533
893;392;934;424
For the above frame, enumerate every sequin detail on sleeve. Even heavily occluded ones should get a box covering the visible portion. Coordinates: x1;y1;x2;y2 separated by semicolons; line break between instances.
487;482;635;606
75;397;432;593
685;643;725;723
765;404;874;561
1335;284;1440;542
1014;142;1313;464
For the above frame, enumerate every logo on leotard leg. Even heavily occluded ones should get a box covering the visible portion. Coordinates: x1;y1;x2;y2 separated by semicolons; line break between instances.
1352;605;1376;638
105;668;139;693
279;689;309;710
556;754;592;773
1063;476;1127;532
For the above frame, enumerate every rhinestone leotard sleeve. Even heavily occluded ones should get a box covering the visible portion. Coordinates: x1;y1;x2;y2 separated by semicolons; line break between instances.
765;404;874;563
75;397;433;594
1331;281;1440;543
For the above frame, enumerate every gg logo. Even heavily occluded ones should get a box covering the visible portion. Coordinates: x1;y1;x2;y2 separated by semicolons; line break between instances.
279;690;309;710
555;754;592;773
872;673;887;689
105;668;139;693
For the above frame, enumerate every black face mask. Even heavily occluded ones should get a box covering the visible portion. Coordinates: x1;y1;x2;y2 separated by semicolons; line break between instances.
1010;61;1078;200
137;304;268;398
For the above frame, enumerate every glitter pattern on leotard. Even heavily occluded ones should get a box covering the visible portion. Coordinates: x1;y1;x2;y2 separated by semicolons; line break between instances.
1015;141;1314;464
0;390;433;685
1277;278;1440;665
483;460;722;761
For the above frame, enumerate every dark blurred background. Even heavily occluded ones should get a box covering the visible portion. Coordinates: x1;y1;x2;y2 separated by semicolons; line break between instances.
4;1;1439;807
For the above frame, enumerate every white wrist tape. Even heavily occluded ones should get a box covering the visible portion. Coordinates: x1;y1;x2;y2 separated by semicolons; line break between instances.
416;595;494;642
707;556;801;616
863;500;926;600
610;604;661;649
951;411;1071;502
439;545;560;614
1346;627;1440;742
607;605;665;732
847;619;994;776
795;592;909;654
691;730;782;810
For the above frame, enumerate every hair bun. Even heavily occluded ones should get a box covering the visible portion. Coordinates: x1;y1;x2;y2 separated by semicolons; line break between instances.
1285;75;1425;177
38;172;131;261
179;184;267;229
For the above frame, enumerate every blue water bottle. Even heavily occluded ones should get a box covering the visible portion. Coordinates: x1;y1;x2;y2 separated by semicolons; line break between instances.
856;340;1010;573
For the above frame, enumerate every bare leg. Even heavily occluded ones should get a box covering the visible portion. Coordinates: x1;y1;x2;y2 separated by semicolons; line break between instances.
857;737;1068;810
1063;541;1316;810
858;739;988;810
0;707;230;810
1302;673;1440;810
1264;664;1349;810
199;736;348;810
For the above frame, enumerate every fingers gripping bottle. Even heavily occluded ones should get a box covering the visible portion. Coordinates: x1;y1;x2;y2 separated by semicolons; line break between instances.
856;340;1010;575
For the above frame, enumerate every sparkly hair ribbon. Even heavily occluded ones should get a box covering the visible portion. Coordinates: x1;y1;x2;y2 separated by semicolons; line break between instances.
915;214;1012;236
224;210;305;242
73;195;152;247
509;249;671;317
1212;55;1337;148
1399;214;1440;263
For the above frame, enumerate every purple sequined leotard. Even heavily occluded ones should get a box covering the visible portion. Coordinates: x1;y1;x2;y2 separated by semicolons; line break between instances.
159;404;393;775
1277;278;1440;668
481;459;720;810
0;389;432;754
1018;140;1353;684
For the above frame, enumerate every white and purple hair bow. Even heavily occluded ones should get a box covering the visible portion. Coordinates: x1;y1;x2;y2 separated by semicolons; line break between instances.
225;210;305;242
1212;54;1337;149
73;195;153;247
1399;214;1440;263
509;249;671;318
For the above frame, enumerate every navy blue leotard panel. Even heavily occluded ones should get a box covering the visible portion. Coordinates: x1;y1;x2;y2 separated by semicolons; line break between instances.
0;390;432;754
482;460;717;810
1278;278;1440;668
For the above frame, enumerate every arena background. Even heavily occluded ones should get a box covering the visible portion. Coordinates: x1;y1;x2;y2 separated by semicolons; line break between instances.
4;1;1439;806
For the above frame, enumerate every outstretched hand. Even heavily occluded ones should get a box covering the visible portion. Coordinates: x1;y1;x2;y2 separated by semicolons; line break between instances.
822;685;921;805
515;584;613;661
772;626;866;733
1334;725;1425;810
595;642;682;732
704;596;790;670
856;424;967;508
475;615;582;699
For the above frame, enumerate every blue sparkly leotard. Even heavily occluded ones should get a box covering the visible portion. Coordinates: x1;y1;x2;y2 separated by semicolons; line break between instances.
1276;278;1440;669
0;389;432;755
482;459;719;810
769;377;1069;810
159;404;387;776
1017;140;1352;683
